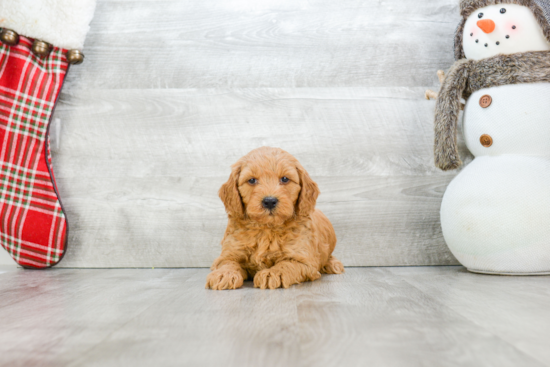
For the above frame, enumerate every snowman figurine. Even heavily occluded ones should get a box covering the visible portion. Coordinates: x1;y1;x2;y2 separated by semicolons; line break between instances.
430;0;550;274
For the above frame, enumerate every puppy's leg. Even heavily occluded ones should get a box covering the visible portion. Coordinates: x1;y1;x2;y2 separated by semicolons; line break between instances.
206;259;247;290
321;256;345;274
254;261;321;290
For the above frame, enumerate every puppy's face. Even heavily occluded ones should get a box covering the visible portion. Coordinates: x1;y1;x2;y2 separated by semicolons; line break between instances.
219;147;320;225
238;154;301;225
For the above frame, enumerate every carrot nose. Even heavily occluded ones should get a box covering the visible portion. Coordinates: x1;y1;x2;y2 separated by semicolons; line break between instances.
477;19;496;33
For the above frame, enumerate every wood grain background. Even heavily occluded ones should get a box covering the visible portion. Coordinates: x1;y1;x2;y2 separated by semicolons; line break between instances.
46;0;471;267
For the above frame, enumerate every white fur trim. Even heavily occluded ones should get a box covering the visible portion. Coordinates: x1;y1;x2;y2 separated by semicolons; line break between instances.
0;0;96;50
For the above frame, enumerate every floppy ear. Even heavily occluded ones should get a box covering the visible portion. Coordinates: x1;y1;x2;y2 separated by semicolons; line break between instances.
295;163;320;217
219;161;245;218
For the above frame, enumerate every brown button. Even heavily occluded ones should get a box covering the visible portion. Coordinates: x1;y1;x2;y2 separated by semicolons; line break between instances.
480;134;493;147
479;95;492;108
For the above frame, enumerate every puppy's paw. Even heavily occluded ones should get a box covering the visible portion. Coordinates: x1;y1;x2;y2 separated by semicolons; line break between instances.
321;256;345;274
205;268;244;290
254;268;287;289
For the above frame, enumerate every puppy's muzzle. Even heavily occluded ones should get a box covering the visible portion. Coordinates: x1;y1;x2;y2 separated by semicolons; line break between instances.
262;197;278;210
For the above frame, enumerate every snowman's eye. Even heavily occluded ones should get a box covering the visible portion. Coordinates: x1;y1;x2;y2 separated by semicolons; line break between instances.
478;12;484;18
500;8;506;14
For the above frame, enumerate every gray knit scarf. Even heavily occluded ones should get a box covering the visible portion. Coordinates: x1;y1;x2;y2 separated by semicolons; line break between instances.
434;50;550;171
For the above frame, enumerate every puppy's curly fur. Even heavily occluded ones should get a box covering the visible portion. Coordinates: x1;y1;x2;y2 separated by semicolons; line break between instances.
206;147;344;290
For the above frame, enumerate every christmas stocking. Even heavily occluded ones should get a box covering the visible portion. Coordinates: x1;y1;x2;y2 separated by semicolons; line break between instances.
0;0;96;268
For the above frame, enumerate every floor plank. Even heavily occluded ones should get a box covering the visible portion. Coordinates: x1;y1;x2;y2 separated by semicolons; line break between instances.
1;267;548;367
389;266;550;366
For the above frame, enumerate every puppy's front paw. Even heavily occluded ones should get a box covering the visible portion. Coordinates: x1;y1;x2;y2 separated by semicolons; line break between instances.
205;268;244;290
254;268;283;289
254;268;298;289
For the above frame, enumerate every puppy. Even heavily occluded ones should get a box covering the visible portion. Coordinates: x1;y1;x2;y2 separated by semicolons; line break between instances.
206;147;344;290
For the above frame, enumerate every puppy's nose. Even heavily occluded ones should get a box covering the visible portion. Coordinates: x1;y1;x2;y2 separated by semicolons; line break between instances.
262;197;278;210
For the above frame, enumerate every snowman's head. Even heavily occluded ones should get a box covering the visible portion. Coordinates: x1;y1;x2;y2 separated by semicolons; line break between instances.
455;0;550;60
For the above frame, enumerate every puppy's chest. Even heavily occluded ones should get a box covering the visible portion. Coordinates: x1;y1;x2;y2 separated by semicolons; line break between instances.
246;232;297;269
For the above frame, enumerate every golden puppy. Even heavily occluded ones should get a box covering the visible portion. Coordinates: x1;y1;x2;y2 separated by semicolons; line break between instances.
206;147;344;290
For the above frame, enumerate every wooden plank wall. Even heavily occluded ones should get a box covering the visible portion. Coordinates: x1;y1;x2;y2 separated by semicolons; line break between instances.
50;0;468;267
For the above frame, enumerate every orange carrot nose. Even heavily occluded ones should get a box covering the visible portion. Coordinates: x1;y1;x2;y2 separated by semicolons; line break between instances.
477;19;496;33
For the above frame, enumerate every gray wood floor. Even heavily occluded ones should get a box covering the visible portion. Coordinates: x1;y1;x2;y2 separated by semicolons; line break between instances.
1;266;549;367
43;0;467;268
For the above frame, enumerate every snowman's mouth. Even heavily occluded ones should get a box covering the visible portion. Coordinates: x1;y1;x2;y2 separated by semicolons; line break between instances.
474;37;508;47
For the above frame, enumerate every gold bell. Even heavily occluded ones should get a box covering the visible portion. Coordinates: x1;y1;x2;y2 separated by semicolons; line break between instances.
0;29;20;46
32;40;51;58
66;49;84;65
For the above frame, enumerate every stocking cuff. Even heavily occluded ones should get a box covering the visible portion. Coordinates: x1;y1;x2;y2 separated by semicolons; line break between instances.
0;0;96;50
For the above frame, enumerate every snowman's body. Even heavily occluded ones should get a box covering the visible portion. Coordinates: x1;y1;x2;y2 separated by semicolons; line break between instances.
441;84;550;274
439;3;550;274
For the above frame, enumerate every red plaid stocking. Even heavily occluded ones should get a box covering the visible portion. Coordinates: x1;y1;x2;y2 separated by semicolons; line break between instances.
0;36;69;268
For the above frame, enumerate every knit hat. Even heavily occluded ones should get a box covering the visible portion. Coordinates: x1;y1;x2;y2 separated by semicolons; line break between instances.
454;0;550;59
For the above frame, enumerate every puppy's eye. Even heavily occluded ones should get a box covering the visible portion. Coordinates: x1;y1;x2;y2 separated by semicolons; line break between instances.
280;177;290;184
500;8;506;14
248;178;257;185
478;12;483;18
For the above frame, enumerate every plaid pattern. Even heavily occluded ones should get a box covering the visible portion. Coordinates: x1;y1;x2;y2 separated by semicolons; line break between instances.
0;36;69;268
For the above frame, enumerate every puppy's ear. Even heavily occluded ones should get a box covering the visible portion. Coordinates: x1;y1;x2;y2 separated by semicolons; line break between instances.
296;163;320;217
219;161;245;219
